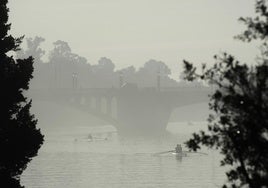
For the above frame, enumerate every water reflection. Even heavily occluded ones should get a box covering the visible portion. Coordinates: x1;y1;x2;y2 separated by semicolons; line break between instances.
175;155;183;162
21;124;226;188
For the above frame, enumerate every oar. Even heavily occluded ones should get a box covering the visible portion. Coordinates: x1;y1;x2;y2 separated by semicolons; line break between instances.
185;151;208;155
154;150;208;156
154;150;175;155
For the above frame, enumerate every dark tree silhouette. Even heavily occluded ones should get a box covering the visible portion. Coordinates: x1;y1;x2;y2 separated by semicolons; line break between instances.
0;1;44;187
183;0;268;187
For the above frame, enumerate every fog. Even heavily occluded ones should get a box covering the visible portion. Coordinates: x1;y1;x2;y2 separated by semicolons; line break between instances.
8;1;259;187
17;34;217;187
9;0;258;80
19;36;209;135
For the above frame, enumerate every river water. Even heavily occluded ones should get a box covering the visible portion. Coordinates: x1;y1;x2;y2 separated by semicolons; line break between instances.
21;122;227;188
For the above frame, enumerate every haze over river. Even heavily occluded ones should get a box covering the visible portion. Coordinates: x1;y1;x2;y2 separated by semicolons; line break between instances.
21;123;227;188
19;102;226;187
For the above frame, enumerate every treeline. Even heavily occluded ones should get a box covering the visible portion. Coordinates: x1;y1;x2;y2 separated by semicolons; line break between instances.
17;37;203;89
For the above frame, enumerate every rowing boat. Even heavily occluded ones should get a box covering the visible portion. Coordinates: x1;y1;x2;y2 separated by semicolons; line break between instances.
171;152;187;157
154;150;207;156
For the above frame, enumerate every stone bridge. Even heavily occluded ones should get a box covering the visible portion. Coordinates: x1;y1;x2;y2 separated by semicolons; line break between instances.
28;86;210;135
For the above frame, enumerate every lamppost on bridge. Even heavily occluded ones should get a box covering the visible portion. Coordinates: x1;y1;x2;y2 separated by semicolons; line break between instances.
157;70;161;91
72;72;78;89
119;71;124;88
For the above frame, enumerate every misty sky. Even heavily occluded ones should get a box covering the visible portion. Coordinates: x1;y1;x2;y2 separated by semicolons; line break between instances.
9;0;258;79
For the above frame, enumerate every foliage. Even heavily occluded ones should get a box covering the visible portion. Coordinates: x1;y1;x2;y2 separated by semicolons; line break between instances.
0;1;43;187
16;36;45;64
183;0;268;187
183;56;268;187
236;0;268;42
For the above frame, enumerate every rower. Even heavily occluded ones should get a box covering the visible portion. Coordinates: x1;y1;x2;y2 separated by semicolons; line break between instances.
88;134;93;141
175;144;182;153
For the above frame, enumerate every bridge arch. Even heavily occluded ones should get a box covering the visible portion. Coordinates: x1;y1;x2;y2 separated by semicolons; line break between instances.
80;96;86;105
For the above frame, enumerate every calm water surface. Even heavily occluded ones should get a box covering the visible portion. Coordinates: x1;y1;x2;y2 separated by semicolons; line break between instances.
21;123;227;188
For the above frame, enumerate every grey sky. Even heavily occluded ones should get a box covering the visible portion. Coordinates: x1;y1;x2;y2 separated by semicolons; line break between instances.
9;0;258;79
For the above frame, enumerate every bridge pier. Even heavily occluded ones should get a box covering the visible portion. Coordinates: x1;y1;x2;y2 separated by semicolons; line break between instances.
106;97;112;116
96;97;101;112
115;91;174;136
